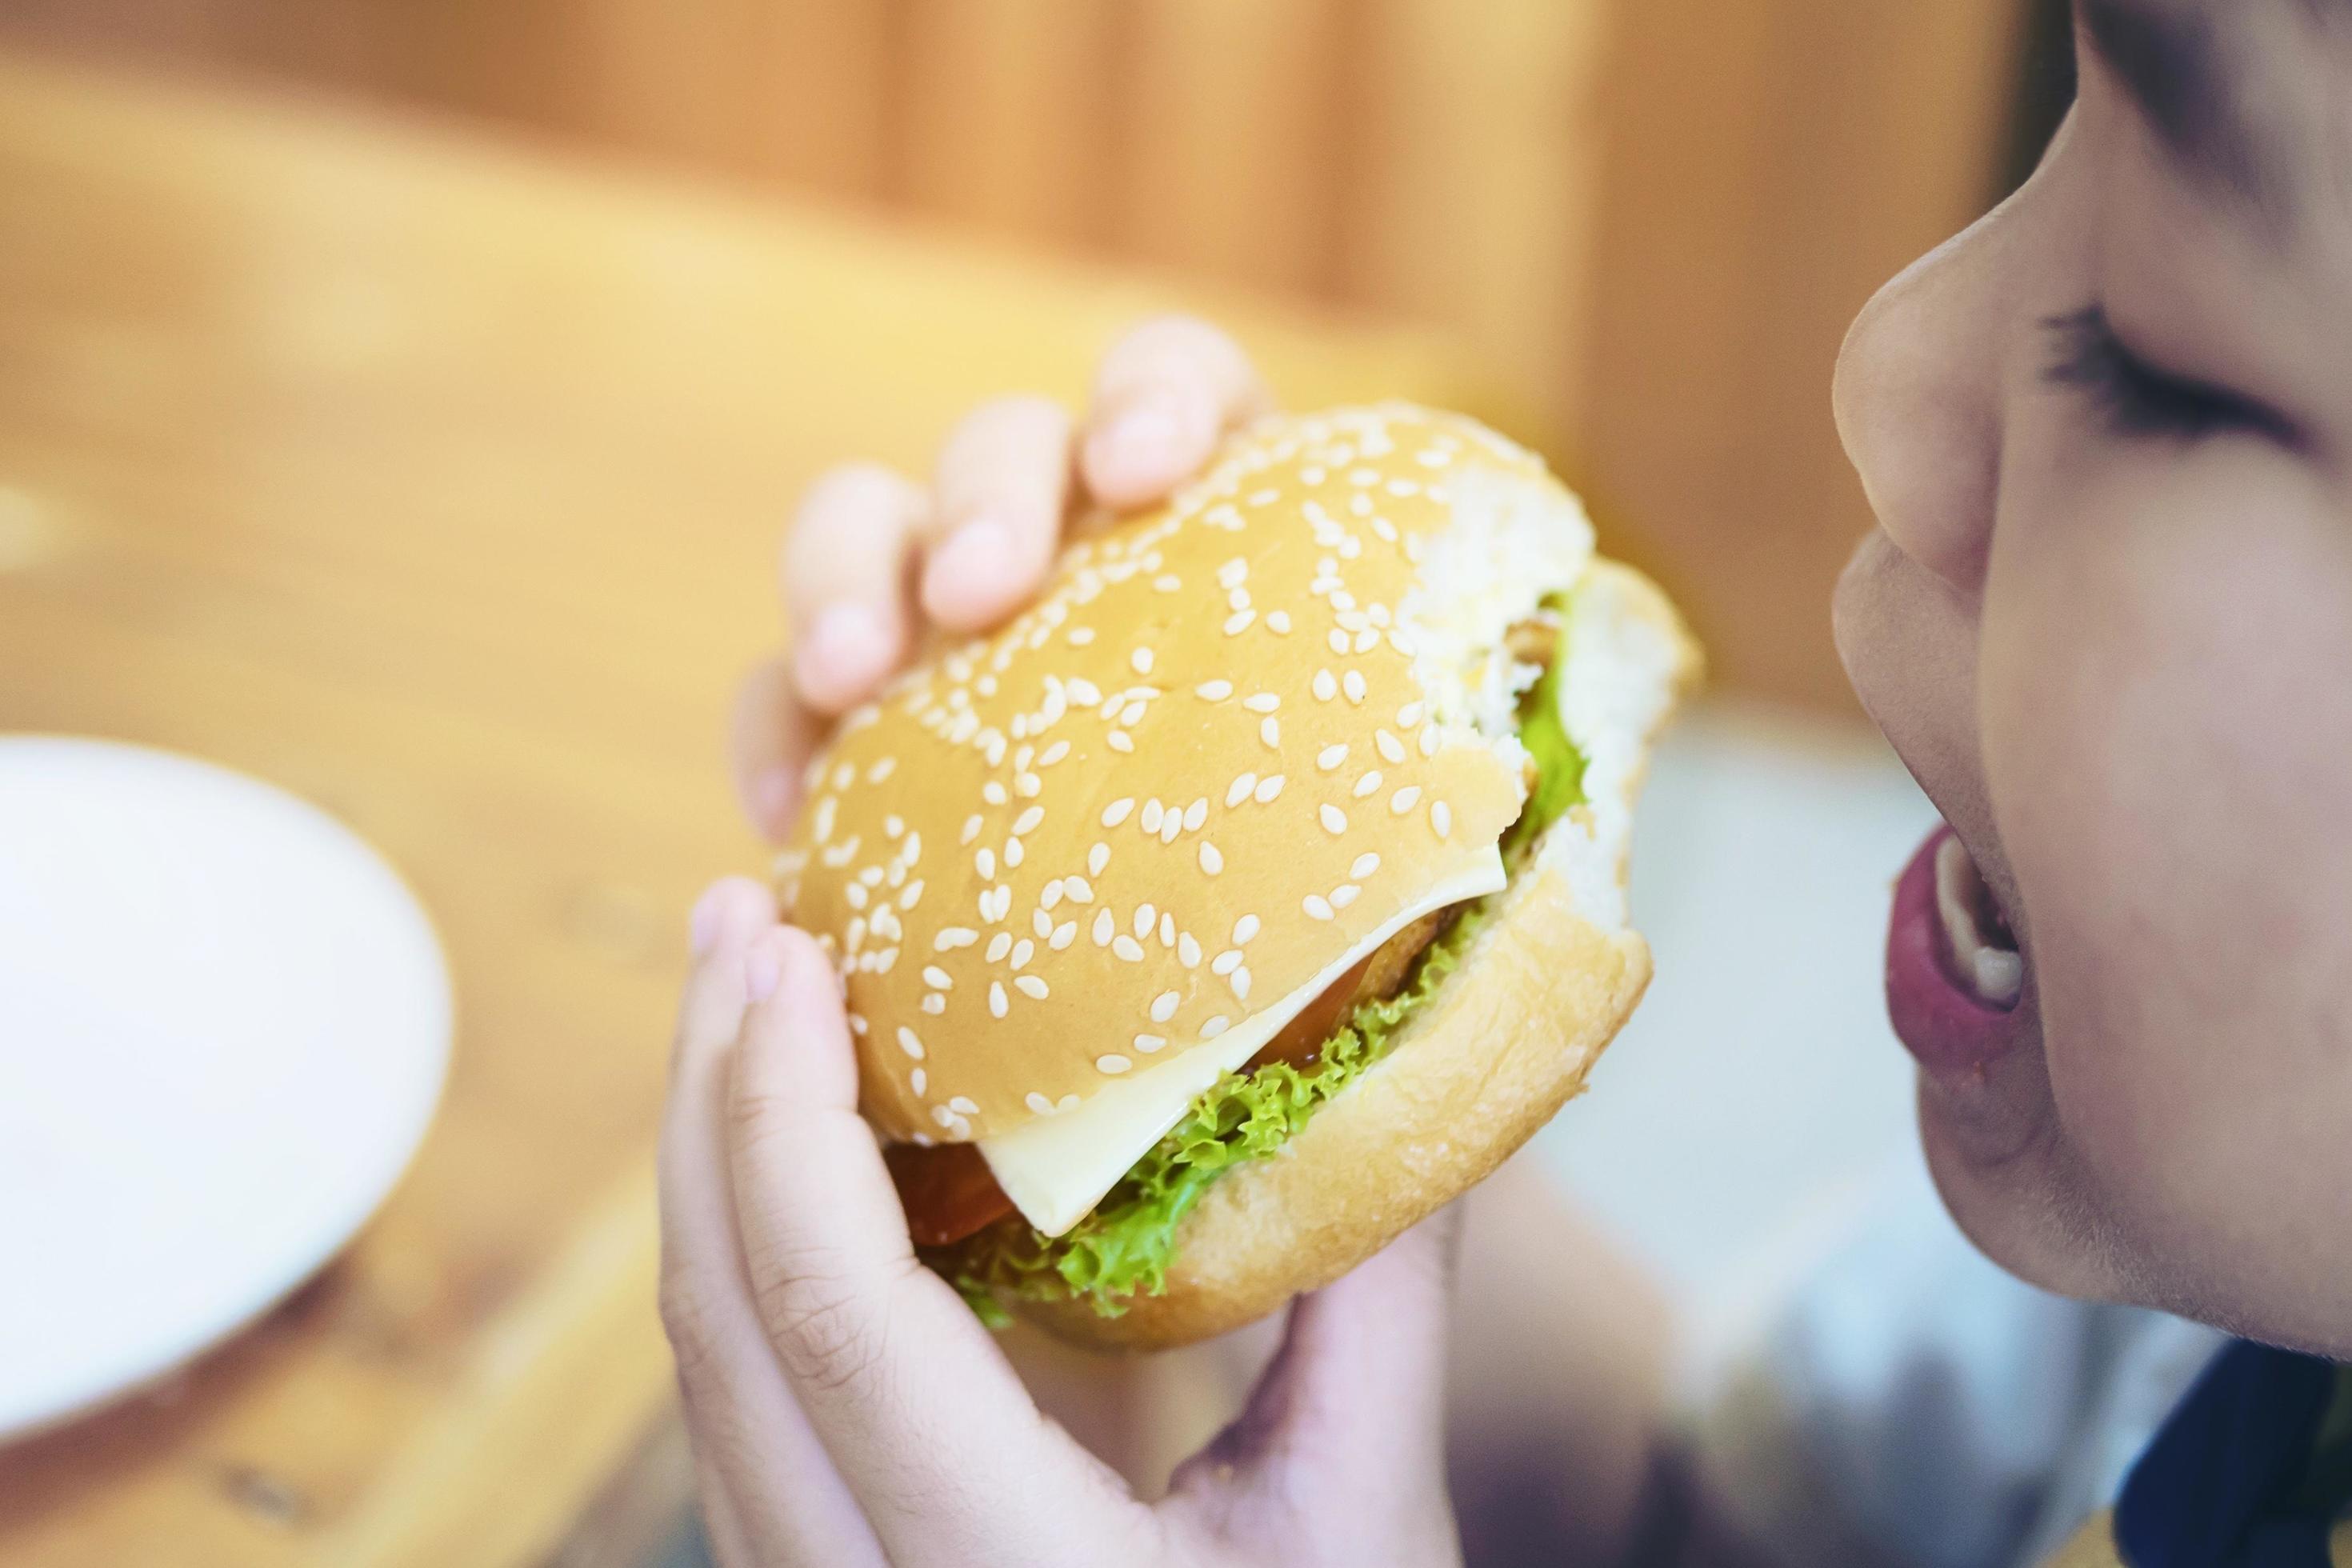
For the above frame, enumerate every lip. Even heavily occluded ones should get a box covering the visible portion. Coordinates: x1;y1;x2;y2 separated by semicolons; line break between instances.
1886;825;2031;1082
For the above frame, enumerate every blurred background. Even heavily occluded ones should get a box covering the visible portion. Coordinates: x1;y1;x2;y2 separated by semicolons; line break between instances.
0;4;2073;1565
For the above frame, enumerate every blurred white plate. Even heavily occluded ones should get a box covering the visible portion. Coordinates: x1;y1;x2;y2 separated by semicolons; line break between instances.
0;737;451;1440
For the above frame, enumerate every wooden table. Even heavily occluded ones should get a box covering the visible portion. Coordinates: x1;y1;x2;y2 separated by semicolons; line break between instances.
0;50;1476;1568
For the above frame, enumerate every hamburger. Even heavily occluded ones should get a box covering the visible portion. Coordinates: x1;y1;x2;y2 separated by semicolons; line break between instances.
775;405;1696;1350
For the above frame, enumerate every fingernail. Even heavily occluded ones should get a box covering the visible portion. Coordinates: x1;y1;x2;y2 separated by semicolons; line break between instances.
745;934;786;1004
798;604;892;695
1089;396;1189;490
689;882;730;956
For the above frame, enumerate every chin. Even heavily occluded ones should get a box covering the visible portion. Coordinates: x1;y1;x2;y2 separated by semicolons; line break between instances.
1913;1068;2126;1307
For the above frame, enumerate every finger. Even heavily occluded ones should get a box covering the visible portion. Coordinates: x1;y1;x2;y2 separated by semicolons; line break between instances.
725;926;1146;1566
730;655;831;842
919;395;1074;632
1081;315;1271;510
782;463;930;715
660;880;886;1567
1173;1210;1463;1507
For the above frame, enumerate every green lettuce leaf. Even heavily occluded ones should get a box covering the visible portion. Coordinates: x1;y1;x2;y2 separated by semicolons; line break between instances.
934;604;1586;1323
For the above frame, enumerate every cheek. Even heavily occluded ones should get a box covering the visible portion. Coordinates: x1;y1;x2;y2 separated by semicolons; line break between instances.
1980;440;2352;1306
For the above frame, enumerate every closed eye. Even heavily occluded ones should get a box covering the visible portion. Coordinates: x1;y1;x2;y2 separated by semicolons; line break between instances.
2042;306;2299;446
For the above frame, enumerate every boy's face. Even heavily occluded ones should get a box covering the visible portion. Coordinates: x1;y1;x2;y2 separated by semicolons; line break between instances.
1834;0;2352;1350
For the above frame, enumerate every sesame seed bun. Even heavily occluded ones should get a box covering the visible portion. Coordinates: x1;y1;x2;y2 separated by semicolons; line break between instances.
1022;561;1692;1350
774;406;1696;1346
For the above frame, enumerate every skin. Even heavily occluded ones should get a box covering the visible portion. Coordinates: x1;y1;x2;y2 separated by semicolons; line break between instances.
661;1;2352;1558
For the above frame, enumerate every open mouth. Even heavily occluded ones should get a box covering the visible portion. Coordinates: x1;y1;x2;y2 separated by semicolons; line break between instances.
1886;825;2029;1078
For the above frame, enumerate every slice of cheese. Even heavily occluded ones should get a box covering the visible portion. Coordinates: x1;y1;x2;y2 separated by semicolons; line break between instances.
978;848;1509;1237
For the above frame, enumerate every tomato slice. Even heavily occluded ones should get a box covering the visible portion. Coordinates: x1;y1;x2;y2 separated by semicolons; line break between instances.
884;1139;1014;1247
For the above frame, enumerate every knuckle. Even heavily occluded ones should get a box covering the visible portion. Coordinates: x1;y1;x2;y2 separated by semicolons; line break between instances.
750;1254;886;1396
656;1268;719;1381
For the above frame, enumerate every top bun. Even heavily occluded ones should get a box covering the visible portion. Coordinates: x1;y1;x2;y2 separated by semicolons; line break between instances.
778;406;1598;1149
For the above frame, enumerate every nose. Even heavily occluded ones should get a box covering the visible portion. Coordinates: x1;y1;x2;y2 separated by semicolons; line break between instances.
1832;170;2028;598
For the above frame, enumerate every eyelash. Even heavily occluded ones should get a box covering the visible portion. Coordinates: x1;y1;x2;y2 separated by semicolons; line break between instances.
2041;306;2294;446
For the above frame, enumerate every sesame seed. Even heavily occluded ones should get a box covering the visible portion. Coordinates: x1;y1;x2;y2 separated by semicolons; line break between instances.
1065;876;1094;903
1231;966;1252;1000
1013;806;1044;836
885;814;906;839
1134;903;1156;938
982;781;1008;806
1141;799;1164;834
1042;884;1064;914
1051;921;1077;950
1108;730;1134;752
1244;693;1280;714
1093;910;1114;946
1158;811;1182;845
922;994;945;1014
869;757;898;783
1320;803;1349;834
962;814;983;845
1153;574;1182;593
1391;786;1423;814
1354;771;1383;798
1015;771;1041;798
1198;842;1223;874
1004;838;1025;867
986;931;1012;962
1202;1016;1231;1038
1159;912;1175;946
1119;699;1147;726
833;763;854;790
1303;894;1334;920
1134;1034;1167;1054
1227;587;1251;613
1212;949;1243;975
1010;938;1034;968
1178;933;1203;967
950;1096;979;1115
1113;935;1146;962
1352;852;1381;878
1327;630;1350;655
1260;717;1281;747
1097;1054;1132;1075
1376;730;1406;764
1267;610;1293;634
913;1068;928;1094
1026;1091;1054;1114
845;883;869;911
923;966;954;990
1313;670;1338;702
1318;743;1348;771
1067;626;1096;646
1254;774;1286;803
975;848;995;878
1015;974;1048;1000
1218;557;1249;587
1432;800;1453;837
1226;773;1257;809
1343;670;1368;703
897;1026;925;1059
1183;798;1208;831
1150;990;1181;1022
989;982;1009;1018
1088;842;1110;877
1420;727;1441;756
1225;610;1257;636
1233;914;1261;943
1102;798;1134;828
936;927;978;950
1397;702;1425;727
1069;678;1103;706
1197;679;1234;701
1040;740;1070;766
931;1105;956;1128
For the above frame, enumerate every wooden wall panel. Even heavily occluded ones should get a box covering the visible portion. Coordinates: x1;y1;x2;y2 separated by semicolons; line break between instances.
1107;0;1347;298
1574;0;2026;708
1339;0;1611;445
894;0;1116;245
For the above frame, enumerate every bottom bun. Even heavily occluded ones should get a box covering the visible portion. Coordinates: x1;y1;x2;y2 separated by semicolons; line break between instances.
1016;858;1649;1350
